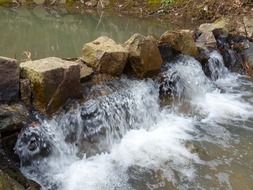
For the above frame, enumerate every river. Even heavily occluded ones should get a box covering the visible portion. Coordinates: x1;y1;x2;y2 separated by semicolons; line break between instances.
1;6;253;190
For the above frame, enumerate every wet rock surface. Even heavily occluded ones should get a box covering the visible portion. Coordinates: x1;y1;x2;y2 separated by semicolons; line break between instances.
0;57;19;102
124;33;162;78
0;104;29;133
20;57;81;115
81;36;128;76
0;148;40;190
159;30;199;57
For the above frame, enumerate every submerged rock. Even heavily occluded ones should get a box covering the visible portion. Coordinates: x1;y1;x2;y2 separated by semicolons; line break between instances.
81;36;128;76
0;57;19;102
20;57;81;115
124;33;162;78
159;30;199;57
0;103;29;133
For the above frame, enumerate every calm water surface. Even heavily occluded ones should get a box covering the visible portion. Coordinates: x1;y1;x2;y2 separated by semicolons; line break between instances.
0;6;172;59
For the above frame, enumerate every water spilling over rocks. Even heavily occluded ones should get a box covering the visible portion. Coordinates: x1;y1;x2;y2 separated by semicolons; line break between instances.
13;50;253;190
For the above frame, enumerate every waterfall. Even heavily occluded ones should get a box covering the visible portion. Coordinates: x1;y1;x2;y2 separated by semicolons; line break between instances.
15;51;253;190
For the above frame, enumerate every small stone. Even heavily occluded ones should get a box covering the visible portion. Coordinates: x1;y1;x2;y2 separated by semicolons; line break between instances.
196;31;217;48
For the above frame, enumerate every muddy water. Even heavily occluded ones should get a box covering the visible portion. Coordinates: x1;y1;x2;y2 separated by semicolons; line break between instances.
0;6;172;59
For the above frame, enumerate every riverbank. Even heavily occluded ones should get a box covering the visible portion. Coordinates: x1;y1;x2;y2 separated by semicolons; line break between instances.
1;0;252;25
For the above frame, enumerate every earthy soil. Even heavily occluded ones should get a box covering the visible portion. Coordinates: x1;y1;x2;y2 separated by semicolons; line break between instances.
92;0;253;27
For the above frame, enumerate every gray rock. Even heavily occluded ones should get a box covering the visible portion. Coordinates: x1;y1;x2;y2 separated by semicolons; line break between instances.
0;57;19;102
196;31;217;48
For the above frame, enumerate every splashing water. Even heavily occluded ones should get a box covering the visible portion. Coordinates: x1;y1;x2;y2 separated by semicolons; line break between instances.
15;51;253;190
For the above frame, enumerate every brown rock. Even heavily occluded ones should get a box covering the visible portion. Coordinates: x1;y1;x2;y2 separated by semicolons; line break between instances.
0;170;25;190
0;103;29;133
20;57;81;115
0;57;19;102
20;79;32;107
124;33;162;78
81;36;128;76
199;18;231;33
159;30;199;57
80;63;94;83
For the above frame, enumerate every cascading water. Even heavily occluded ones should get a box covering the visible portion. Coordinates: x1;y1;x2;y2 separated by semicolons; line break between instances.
15;51;253;190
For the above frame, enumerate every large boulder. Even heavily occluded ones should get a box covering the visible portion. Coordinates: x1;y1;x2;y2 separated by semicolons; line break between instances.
20;57;81;115
0;57;19;102
0;103;29;133
159;30;199;57
124;33;162;78
81;36;128;76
